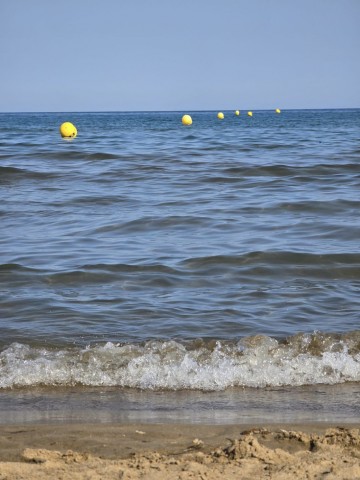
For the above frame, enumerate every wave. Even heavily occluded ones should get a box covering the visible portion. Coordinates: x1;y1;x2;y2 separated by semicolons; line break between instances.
0;165;58;180
180;252;360;279
94;215;213;234
223;163;360;177
0;263;43;273
2;251;360;284
1;332;359;390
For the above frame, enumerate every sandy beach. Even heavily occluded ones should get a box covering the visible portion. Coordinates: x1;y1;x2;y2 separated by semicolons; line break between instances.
0;423;359;479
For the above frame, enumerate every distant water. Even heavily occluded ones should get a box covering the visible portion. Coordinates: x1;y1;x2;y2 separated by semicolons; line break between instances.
1;110;360;395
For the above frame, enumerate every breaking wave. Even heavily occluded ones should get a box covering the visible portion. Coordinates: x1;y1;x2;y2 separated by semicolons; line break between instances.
1;331;360;390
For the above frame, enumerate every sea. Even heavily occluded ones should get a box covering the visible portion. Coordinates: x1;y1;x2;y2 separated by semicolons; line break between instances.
1;109;360;424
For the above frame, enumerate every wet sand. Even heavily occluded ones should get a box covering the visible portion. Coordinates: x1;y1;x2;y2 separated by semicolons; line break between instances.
0;423;360;479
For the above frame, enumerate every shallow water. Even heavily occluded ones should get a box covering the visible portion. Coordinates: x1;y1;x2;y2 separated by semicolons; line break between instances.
1;110;360;397
0;383;359;425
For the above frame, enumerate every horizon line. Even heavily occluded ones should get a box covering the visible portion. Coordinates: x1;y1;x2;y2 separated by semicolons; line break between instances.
1;107;359;114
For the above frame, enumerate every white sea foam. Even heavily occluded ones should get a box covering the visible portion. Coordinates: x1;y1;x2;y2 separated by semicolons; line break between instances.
1;335;360;390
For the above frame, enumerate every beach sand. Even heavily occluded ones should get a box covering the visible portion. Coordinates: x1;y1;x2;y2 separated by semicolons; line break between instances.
0;423;359;479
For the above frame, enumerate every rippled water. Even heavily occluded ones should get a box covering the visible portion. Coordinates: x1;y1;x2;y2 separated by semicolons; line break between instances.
1;109;360;394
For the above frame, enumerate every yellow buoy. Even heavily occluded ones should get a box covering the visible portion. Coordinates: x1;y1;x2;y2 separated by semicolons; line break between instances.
182;114;192;126
217;112;224;119
60;122;77;138
247;111;253;117
235;110;240;116
275;108;281;114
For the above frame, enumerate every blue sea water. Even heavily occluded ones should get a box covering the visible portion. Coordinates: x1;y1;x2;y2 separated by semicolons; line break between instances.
0;110;360;414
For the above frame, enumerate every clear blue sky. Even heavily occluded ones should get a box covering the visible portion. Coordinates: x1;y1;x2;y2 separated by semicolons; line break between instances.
1;0;359;112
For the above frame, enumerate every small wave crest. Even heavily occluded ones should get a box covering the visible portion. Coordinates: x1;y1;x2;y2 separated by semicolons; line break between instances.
1;332;359;390
0;165;58;181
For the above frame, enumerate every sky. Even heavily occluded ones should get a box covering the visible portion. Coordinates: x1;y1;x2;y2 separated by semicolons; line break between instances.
1;0;359;112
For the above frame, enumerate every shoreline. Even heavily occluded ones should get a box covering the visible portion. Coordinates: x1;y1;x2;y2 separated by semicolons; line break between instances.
2;421;359;461
0;422;359;479
1;383;360;426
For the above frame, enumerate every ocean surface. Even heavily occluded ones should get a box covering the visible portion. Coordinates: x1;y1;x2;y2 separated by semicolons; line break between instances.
1;109;360;423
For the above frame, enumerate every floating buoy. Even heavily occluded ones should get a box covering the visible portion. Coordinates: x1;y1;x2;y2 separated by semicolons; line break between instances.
247;111;253;117
235;110;240;116
217;112;224;119
59;122;77;138
275;108;281;114
182;114;192;126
